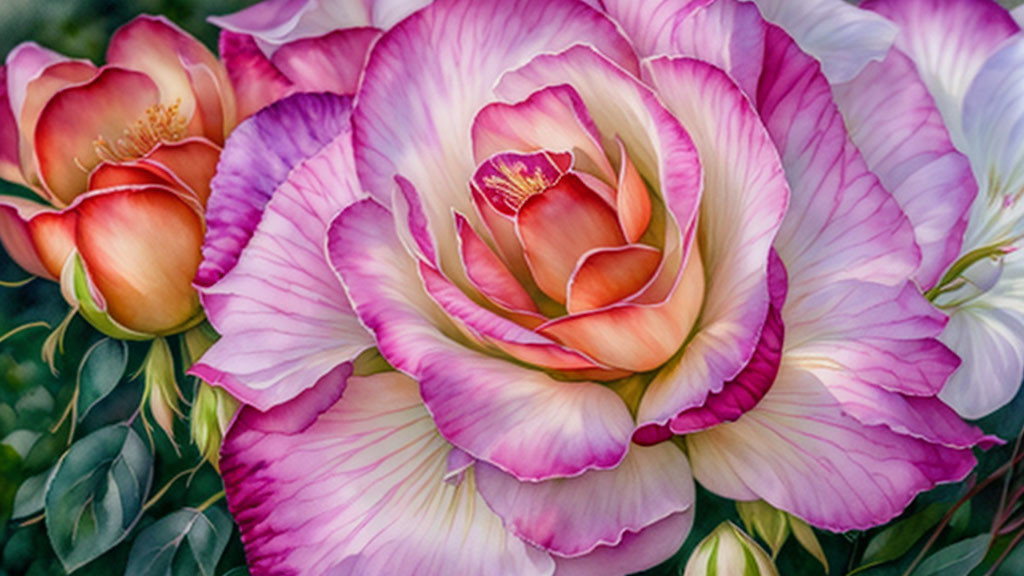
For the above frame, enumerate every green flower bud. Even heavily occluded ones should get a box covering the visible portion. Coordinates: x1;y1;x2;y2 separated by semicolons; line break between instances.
684;521;779;576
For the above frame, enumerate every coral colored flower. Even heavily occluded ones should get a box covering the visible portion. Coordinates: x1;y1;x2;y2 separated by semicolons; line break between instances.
212;0;431;118
0;15;236;338
193;0;997;573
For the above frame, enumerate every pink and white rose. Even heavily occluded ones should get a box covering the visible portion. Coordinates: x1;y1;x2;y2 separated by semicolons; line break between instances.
192;0;998;573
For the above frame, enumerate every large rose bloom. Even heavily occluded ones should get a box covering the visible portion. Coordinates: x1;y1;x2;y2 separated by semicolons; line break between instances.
193;0;995;573
0;16;235;338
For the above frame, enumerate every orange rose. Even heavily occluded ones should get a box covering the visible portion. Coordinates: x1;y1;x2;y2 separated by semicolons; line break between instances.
0;16;235;338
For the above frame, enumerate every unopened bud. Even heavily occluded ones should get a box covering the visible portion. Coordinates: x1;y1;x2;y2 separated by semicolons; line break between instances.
684;521;778;576
143;337;183;444
191;382;239;471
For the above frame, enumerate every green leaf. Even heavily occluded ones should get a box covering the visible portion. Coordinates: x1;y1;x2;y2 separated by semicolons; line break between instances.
853;503;945;573
789;515;828;574
736;500;790;557
45;424;153;572
76;339;129;421
911;534;989;576
11;466;51;519
125;506;233;576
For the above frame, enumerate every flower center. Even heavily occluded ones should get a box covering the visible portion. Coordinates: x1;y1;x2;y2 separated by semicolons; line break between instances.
93;99;188;163
482;159;553;210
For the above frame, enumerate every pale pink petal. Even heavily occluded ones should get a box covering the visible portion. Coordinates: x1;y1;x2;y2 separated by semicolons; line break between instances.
567;244;661;314
471;85;615;186
270;28;381;95
517;174;625;304
687;363;977;531
1015;5;1024;28
418;261;612;374
193;93;373;410
759;27;919;293
668;251;788;435
638;57;787;425
0;66;22;185
552;512;694;576
353;0;637;274
785;279;956;389
5;43;65;123
863;0;1019;148
740;0;898;83
606;0;767;97
222;366;555;576
329;199;635;481
831;48;976;290
475;442;694;558
218;31;294;120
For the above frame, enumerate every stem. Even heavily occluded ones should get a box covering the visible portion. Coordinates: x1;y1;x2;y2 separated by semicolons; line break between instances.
0;321;50;345
984;528;1024;576
994;425;1024;534
196;490;225;513
0;275;34;288
143;467;198;512
902;450;1024;576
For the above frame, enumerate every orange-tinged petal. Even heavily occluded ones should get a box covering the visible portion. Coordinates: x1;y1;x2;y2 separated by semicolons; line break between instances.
616;138;652;243
107;15;236;142
0;196;59;279
541;248;705;372
27;209;77;278
517;173;624;304
567;244;661;314
455;212;540;315
35;67;161;204
138;138;220;206
74;187;203;335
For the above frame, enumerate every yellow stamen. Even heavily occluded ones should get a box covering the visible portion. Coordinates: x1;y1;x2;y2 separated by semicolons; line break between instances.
483;159;553;209
93;98;187;162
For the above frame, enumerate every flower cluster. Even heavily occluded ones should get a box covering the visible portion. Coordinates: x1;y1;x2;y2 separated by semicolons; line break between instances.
2;0;1024;574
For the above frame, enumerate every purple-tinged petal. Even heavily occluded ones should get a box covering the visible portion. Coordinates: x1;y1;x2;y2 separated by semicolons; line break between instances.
740;0;898;83
687;363;977;531
193;93;373;410
785;281;956;397
862;0;1019;149
606;0;766;97
476;442;694;558
196;92;350;288
638;57;788;425
218;31;294;120
270;28;381;96
5;43;65;123
392;175;437;265
553;512;694;576
222;366;555;576
329;199;635;481
353;0;637;273
668;251;787;435
759;26;920;291
832;48;976;290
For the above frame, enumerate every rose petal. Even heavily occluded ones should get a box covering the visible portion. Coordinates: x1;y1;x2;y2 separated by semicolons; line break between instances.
353;0;637;274
759;27;919;291
831;48;976;290
687;363;977;531
638;57;787;425
553;512;694;576
863;0;1019;149
517;174;625;304
0;66;23;185
34;67;161;204
221;366;555;576
218;31;294;120
0;196;68;279
270;28;381;96
455;212;541;316
475;442;694;557
193;93;373;410
74;186;203;335
329;199;635;481
566;244;661;314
